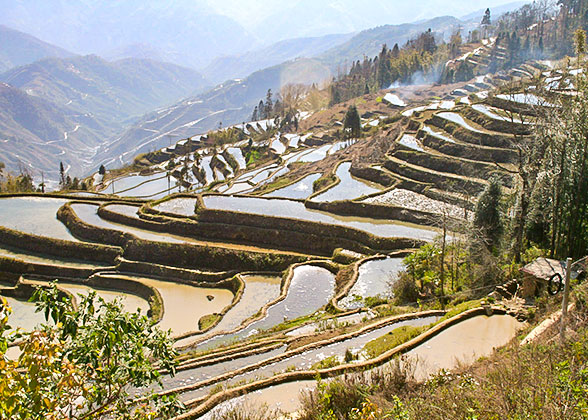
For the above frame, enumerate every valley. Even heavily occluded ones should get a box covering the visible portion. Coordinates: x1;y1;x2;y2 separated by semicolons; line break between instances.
1;47;575;417
2;1;588;419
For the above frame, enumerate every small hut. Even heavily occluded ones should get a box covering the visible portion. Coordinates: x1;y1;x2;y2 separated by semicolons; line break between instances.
519;257;566;297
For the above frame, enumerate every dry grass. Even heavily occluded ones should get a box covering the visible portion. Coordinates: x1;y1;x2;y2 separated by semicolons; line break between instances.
294;285;588;420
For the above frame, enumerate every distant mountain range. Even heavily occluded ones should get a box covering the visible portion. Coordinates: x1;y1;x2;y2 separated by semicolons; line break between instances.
0;25;74;73
98;57;332;168
316;16;463;69
206;0;531;43
0;53;209;177
203;33;355;85
0;82;104;180
1;55;209;127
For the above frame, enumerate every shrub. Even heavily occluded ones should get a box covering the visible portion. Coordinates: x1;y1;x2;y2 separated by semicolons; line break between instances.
392;273;420;305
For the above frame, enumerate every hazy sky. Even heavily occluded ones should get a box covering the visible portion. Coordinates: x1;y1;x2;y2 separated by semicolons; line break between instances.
205;0;532;30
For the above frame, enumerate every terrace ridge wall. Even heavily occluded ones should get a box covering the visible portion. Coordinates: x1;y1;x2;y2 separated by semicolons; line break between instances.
0;225;121;264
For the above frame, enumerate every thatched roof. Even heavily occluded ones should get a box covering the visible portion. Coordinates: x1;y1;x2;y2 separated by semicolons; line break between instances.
520;258;565;281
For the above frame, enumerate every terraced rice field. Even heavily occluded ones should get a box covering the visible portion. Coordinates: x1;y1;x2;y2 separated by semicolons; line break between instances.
0;59;547;417
339;257;404;309
0;197;80;241
201;196;439;240
313;162;382;202
264;173;322;199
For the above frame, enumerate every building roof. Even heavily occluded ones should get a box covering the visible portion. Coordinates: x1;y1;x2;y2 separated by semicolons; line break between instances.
520;257;565;281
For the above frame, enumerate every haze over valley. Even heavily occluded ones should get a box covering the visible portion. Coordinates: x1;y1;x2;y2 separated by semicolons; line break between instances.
0;0;528;182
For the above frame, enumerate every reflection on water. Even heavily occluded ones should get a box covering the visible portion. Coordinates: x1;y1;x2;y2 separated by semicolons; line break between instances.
126;276;234;337
496;93;553;107
153;198;196;217
202;196;439;240
265;173;322;200
437;112;483;133
0;197;79;241
197;265;335;351
421;125;456;143
208;275;282;335
174;275;281;348
339;257;404;309
72;203;186;243
297;144;331;162
114;175;179;198
226;147;246;169
107;173;165;194
313;162;381;202
104;204;140;218
407;314;523;380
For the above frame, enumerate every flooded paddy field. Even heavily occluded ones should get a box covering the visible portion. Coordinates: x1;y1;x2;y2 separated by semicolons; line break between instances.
209;275;282;335
71;202;188;243
200;380;316;418
264;173;322;200
104;172;166;195
25;279;150;315
202;196;439;241
437;112;484;133
195;265;335;352
339;257;404;309
102;275;234;338
0;244;104;269
0;197;80;241
406;314;523;380
313;162;382;202
113;175;180;198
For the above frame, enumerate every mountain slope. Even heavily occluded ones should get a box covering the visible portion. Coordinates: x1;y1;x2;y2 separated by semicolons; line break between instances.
460;1;530;21
317;16;462;69
0;55;209;126
95;15;469;168
246;0;528;42
203;33;354;85
0;82;105;178
99;58;332;167
0;25;74;73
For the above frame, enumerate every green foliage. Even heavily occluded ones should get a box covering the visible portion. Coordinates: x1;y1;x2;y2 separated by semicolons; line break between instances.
311;355;340;370
329;32;452;105
363;296;389;308
206;127;246;148
198;313;221;330
0;285;183;420
531;66;588;258
363;325;428;358
313;173;338;193
0;164;38;193
343;105;361;139
473;176;503;250
438;299;483;322
245;149;261;166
